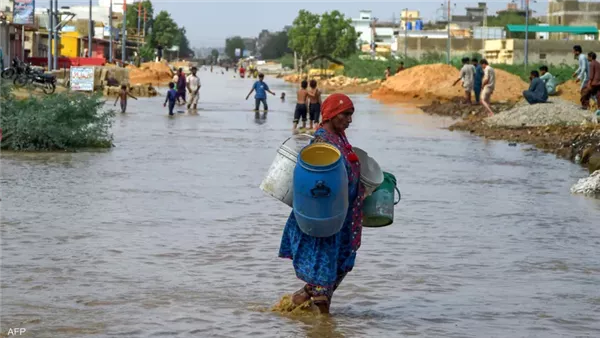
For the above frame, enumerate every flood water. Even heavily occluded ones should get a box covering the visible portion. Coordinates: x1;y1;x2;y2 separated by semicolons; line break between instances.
2;69;600;337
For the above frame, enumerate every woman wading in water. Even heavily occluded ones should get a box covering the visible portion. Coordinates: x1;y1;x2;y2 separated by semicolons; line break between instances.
279;93;364;314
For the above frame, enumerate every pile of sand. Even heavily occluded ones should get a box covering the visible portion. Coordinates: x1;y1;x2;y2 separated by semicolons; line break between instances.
282;74;381;93
371;64;528;103
103;84;158;97
557;80;581;104
128;60;174;86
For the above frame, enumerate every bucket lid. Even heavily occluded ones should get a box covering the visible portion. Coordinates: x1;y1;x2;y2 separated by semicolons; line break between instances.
353;147;384;186
280;134;314;156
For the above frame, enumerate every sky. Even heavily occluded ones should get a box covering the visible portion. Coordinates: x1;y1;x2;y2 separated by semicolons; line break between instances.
47;0;551;47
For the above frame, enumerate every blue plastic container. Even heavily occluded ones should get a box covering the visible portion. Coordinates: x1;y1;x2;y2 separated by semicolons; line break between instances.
293;143;349;237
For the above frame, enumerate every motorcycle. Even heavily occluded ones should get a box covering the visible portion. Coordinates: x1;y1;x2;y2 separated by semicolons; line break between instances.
1;58;28;80
13;66;56;95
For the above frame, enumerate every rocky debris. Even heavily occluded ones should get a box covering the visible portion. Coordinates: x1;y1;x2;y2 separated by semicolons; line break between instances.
282;74;381;93
371;64;528;103
570;170;600;196
486;98;592;127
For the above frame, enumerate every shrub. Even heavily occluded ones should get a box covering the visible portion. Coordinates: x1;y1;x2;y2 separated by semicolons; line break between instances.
0;85;115;151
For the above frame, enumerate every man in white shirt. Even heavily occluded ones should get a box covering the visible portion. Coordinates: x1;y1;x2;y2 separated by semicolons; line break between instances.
480;59;496;116
187;67;201;110
453;57;475;104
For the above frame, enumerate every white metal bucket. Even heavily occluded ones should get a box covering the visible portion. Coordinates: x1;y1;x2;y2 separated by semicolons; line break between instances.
260;134;314;207
353;147;384;196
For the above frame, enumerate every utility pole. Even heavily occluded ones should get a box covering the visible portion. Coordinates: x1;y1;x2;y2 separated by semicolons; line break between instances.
142;7;146;39
524;0;530;68
109;0;113;62
48;0;53;70
53;0;58;70
121;1;127;63
137;0;142;47
446;0;451;64
404;8;408;59
88;0;92;57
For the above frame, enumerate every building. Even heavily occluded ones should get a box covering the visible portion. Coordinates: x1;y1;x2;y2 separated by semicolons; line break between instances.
98;0;136;14
351;10;401;49
451;3;488;29
547;0;600;40
484;38;600;64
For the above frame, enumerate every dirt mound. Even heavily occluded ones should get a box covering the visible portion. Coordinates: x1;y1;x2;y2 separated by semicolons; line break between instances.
371;64;528;103
171;61;191;69
128;60;174;86
282;74;381;94
557;80;581;104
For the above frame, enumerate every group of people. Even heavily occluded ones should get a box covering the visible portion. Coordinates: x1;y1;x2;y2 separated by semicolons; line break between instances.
454;57;496;116
162;67;201;115
293;79;322;132
384;62;405;79
573;45;600;110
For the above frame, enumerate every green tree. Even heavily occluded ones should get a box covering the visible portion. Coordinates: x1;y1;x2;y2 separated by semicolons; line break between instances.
149;11;180;48
211;49;219;61
260;31;291;60
288;10;358;60
176;26;194;58
486;12;539;39
125;0;154;36
225;36;245;60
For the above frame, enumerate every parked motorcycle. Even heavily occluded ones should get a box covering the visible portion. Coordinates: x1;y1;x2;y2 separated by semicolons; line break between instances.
1;58;28;80
13;67;56;95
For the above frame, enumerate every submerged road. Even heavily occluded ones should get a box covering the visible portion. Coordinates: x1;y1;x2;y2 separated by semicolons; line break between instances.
2;69;600;337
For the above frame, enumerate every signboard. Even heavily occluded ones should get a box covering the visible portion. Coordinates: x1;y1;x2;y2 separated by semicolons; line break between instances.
70;67;95;91
13;0;35;25
234;48;241;57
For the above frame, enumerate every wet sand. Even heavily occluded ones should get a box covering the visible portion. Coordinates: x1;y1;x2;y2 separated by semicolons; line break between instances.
2;68;600;337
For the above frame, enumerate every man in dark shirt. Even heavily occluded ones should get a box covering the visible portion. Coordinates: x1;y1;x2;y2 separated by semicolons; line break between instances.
522;70;548;105
581;51;600;109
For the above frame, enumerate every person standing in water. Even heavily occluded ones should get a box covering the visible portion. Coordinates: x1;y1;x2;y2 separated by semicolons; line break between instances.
246;73;275;112
164;82;178;116
280;93;364;314
307;79;322;129
187;67;201;110
114;84;138;113
173;68;187;106
293;80;309;131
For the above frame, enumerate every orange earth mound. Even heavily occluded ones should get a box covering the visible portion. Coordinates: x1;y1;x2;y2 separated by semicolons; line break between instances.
371;64;528;103
128;60;174;86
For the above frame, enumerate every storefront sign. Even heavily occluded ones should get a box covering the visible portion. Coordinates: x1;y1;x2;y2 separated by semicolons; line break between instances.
13;0;35;25
70;67;95;91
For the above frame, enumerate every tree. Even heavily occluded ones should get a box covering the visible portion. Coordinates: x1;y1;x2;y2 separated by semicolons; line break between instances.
486;12;539;39
211;49;219;61
225;36;245;60
260;31;291;60
176;26;194;58
126;0;154;36
288;10;358;61
149;11;180;48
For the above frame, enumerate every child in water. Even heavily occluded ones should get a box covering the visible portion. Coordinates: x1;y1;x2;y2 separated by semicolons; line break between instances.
163;82;178;116
293;80;309;132
114;84;138;113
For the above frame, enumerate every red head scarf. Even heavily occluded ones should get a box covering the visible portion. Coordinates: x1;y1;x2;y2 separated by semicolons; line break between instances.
321;93;354;122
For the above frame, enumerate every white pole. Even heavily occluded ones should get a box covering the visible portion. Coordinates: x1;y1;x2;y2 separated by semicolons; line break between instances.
88;0;92;57
524;0;530;67
446;0;451;64
48;0;53;70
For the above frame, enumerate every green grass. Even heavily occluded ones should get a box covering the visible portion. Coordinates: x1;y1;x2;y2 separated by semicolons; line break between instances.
492;63;576;85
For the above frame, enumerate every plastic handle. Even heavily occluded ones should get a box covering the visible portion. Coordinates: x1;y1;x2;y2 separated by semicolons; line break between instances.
394;186;401;205
311;181;331;198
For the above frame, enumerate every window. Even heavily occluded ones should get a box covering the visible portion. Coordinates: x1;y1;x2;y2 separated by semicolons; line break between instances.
501;40;507;49
558;16;562;25
539;53;546;60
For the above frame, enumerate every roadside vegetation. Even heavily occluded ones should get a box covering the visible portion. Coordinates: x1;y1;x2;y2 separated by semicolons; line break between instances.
0;84;114;151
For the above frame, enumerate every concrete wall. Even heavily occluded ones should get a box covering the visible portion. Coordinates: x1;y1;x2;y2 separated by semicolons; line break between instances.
395;37;483;59
484;38;600;65
547;0;600;40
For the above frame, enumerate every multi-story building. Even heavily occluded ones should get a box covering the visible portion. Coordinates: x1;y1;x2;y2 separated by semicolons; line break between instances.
547;0;600;40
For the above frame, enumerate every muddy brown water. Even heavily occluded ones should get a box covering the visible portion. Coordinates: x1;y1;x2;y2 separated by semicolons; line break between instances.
2;69;600;337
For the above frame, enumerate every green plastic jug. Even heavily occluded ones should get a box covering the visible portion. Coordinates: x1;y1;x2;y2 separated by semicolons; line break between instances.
362;172;401;228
